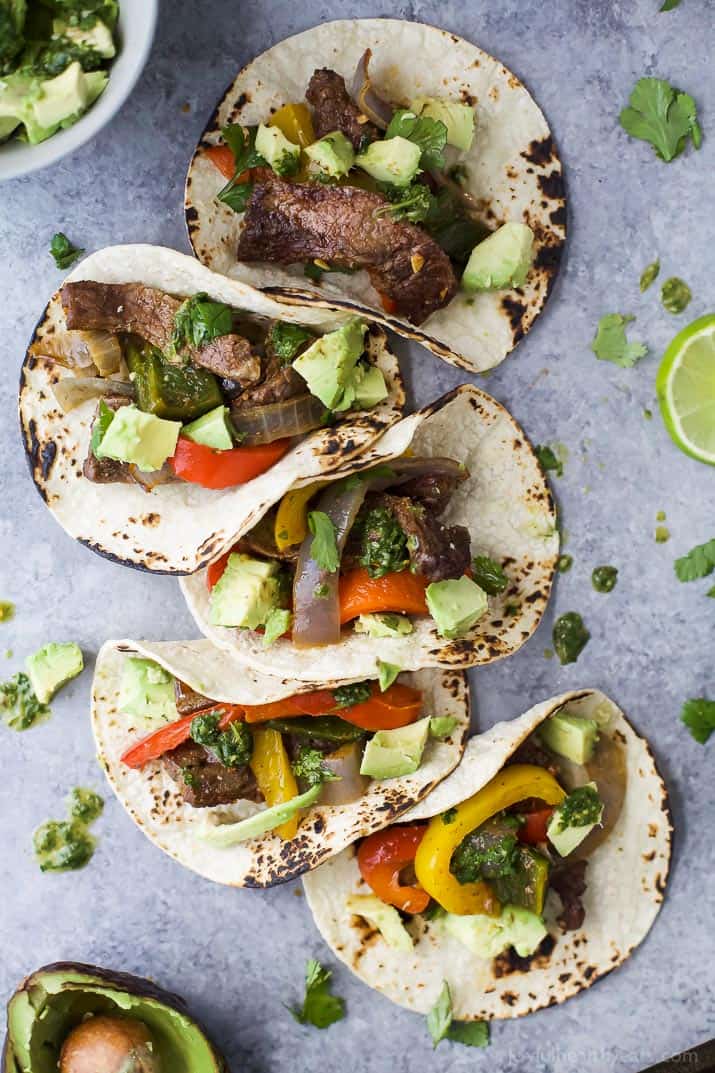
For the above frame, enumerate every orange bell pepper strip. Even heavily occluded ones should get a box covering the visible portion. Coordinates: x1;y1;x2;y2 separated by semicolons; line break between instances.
339;567;429;623
357;825;431;914
242;683;422;731
120;705;245;769
242;697;308;724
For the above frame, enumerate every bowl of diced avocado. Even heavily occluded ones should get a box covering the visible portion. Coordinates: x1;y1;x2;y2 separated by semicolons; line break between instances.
0;0;158;181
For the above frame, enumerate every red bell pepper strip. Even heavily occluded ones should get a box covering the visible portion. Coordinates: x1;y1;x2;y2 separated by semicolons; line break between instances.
518;807;554;845
170;437;291;490
357;825;431;914
205;144;238;180
120;705;244;769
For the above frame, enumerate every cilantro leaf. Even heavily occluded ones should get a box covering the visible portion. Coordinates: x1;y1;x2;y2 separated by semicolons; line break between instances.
427;981;453;1046
535;444;564;477
172;292;233;354
377;660;401;692
674;539;715;582
681;698;715;744
268;322;314;365
706;586;715;598
216;125;266;214
376;182;435;223
290;959;345;1029
307;511;340;573
50;232;84;270
640;259;660;291
471;556;508;595
386;109;448;170
660;0;681;8
619;77;701;162
292;746;339;787
0;672;50;730
591;313;648;368
447;1021;490;1047
90;399;114;458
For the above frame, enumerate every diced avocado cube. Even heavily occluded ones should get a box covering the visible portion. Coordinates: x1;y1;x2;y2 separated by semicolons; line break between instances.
346;894;413;951
54;17;117;58
547;782;603;857
425;576;488;639
355;135;421;187
462;222;534;292
292;318;367;409
411;97;475;151
255;122;301;177
95;404;181;473
209;553;282;630
118;657;177;726
352;365;389;409
354;613;414;639
25;642;83;704
445;905;547;959
182;405;234;450
305;130;355;179
539;712;599;764
360;716;430;780
27;63;108;143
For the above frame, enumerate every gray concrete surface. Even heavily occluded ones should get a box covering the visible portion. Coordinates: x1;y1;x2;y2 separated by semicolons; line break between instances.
1;1;714;1070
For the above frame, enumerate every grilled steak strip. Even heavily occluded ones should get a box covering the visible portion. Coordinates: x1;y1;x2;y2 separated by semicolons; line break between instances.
61;281;261;385
397;472;465;516
550;859;588;932
83;395;133;484
174;679;215;717
236;177;458;325
162;740;263;808
305;68;379;151
382;493;471;582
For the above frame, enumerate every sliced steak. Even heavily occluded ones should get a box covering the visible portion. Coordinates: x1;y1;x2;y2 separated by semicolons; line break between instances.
383;493;471;582
232;363;307;411
305;68;379;151
550;859;588;931
174;679;214;717
83;394;133;484
397;471;465;516
61;281;261;386
508;739;563;781
162;740;263;808
236;178;458;325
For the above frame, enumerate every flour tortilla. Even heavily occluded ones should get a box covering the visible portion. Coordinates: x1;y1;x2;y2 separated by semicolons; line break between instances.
185;18;566;374
92;639;470;887
303;690;672;1019
180;384;559;680
19;245;404;574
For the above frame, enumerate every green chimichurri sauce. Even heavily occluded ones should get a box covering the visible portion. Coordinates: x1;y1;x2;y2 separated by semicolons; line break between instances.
592;565;618;593
557;554;573;573
552;612;590;665
556;785;602;830
34;786;104;873
0;601;15;622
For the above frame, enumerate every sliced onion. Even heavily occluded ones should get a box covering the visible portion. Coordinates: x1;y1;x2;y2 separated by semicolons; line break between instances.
388;456;468;484
293;481;369;647
427;167;482;218
552;733;627;859
31;330;122;375
320;743;370;805
231;394;327;445
52;376;136;413
349;49;394;129
128;463;176;492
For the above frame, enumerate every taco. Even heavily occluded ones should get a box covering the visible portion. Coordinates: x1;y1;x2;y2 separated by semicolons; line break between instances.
185;18;566;374
19;244;404;574
180;384;558;681
303;690;672;1020
92;638;470;887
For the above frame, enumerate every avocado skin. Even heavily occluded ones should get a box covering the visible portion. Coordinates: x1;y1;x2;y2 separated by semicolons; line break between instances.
2;963;229;1073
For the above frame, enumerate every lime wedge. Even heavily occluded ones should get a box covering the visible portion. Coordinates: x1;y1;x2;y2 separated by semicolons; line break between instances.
656;314;715;466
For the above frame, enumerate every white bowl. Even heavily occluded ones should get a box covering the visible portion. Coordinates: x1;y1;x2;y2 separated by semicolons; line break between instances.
0;0;159;182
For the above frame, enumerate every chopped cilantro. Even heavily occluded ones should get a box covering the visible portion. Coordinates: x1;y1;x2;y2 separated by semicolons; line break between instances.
354;505;408;579
307;511;340;573
333;681;372;709
190;712;253;767
661;277;692;314
552;612;590;665
619;77;701;162
591;313;648;368
290;959;345;1029
450;816;521;884
50;232;84;270
304;261;324;282
640;259;660;291
90;399;114;458
707;586;715;598
535;444;563;477
681;698;715;744
661;0;681;8
0;672;50;730
385;109;448;171
172;293;233;354
442;807;458;824
556;785;602;830
426;981;489;1048
376;182;435;224
292;747;339;787
268;322;314;365
216;124;266;213
471;556;508;595
674;539;715;582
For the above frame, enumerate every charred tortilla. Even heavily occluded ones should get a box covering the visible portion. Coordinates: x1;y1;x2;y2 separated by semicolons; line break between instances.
303;690;671;1019
185;18;566;373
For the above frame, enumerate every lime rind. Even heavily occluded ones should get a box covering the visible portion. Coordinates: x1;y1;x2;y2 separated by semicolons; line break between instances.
656;314;715;466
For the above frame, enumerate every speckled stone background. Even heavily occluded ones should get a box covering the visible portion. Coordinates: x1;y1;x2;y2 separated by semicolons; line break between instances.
1;1;714;1069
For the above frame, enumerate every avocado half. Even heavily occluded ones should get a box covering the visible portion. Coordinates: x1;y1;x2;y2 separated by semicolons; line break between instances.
2;963;228;1073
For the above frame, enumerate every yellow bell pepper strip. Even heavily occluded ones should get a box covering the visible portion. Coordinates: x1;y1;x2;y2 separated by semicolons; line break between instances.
269;103;315;148
274;481;323;552
414;764;565;916
249;727;301;840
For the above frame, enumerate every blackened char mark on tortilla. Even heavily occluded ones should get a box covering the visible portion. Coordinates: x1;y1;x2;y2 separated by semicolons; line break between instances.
60;281;261;385
236;177;458;326
305;68;379;151
162;740;263;808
